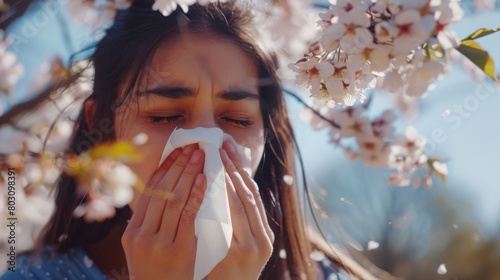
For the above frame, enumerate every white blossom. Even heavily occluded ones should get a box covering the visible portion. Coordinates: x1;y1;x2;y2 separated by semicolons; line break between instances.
371;110;396;139
74;196;117;223
337;116;372;137
389;127;428;173
357;135;389;168
387;172;411;187
432;0;464;25
0;31;24;94
0;184;56;253
393;126;427;152
255;0;317;72
436;30;460;50
67;1;117;27
393;11;436;55
379;70;405;94
70;158;136;223
291;58;335;95
365;45;392;73
322;6;372;54
405;60;447;97
103;164;136;207
374;21;397;44
152;0;197;16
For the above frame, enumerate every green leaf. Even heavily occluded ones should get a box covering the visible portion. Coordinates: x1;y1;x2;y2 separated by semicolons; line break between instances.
455;40;497;81
463;27;500;41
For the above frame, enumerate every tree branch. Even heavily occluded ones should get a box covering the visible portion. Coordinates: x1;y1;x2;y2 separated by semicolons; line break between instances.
0;0;34;30
0;74;80;126
284;88;341;129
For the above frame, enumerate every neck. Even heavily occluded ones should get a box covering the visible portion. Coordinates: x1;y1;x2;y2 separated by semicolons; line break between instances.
85;221;129;279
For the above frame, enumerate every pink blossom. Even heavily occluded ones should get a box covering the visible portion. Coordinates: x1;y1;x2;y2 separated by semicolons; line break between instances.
387;173;411;187
337;116;372;137
371;110;396;139
393;11;436;55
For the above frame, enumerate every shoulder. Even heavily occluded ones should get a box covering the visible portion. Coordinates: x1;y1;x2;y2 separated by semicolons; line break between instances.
0;246;108;280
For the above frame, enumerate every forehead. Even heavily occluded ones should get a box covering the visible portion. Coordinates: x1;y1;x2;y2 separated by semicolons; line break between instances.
143;33;260;92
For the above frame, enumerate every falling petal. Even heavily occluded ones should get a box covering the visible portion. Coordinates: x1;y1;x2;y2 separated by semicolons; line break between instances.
340;197;353;205
279;249;287;259
437;264;447;275
442;109;451;117
367;240;380;250
83;256;94;268
283;175;294;185
310;250;326;261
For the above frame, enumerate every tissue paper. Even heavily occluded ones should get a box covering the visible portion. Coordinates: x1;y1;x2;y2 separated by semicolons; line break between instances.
159;127;252;280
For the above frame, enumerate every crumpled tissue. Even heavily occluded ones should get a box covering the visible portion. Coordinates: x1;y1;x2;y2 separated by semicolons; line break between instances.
159;127;252;280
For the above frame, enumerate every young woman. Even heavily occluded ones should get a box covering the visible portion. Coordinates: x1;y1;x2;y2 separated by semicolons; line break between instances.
1;1;377;279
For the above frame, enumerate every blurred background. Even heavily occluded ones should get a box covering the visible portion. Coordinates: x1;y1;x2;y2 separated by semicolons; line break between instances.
2;0;500;279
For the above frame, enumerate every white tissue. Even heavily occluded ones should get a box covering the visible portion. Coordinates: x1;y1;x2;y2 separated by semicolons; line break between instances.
159;127;252;280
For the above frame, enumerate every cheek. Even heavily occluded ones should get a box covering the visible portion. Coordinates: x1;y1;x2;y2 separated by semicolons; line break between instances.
121;134;170;212
127;136;165;182
232;129;265;177
114;111;173;187
250;145;264;177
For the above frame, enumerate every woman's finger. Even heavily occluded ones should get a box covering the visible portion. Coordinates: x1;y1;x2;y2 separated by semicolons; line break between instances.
221;147;267;240
175;173;207;249
222;141;274;242
140;144;197;235
224;172;253;243
128;147;182;229
159;149;204;242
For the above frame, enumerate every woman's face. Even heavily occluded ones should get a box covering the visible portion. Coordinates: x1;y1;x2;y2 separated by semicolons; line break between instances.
114;34;265;209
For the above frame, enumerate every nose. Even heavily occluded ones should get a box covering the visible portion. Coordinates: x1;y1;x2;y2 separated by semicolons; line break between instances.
184;111;218;129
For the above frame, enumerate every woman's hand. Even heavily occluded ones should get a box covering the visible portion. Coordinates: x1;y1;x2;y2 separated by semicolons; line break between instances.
121;144;207;280
208;141;275;280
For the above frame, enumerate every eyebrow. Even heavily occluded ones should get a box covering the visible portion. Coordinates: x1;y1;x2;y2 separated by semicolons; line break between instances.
140;86;259;101
217;90;259;101
139;86;194;99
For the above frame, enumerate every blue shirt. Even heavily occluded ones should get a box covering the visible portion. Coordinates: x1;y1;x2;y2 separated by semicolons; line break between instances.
0;247;107;280
0;246;346;279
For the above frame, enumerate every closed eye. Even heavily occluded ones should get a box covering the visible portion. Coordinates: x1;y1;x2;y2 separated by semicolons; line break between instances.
148;115;183;124
147;116;253;127
222;117;254;128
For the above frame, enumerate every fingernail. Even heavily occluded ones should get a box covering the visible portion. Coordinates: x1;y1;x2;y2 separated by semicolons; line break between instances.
190;150;202;164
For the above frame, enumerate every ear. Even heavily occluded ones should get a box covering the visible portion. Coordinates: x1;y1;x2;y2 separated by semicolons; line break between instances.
84;99;97;128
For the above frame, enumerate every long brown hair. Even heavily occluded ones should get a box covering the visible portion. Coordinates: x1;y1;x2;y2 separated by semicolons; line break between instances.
41;1;317;279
